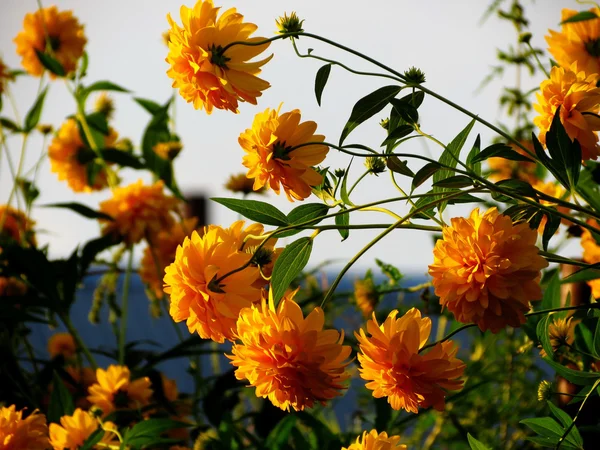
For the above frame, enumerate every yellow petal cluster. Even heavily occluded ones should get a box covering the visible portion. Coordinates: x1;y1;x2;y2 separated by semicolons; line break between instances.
228;289;352;411
343;430;407;450
533;63;600;160
47;332;77;360
240;105;329;201
353;276;379;318
429;208;548;332
0;405;48;450
87;365;152;416
14;6;86;77
580;219;600;298
48;408;116;450
224;173;265;195
98;180;180;245
166;0;272;114
356;308;465;413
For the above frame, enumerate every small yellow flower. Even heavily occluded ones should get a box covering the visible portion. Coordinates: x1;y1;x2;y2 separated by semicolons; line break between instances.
94;93;115;119
549;316;576;352
353;274;379;317
14;6;86;77
343;430;407;450
0;405;49;450
36;124;54;135
0;204;36;246
240;105;329;201
153;141;183;161
48;408;117;450
193;429;218;450
276;12;304;36
98;180;181;246
224;173;266;195
87;365;152;416
166;0;272;114
537;380;554;402
47;332;77;360
365;156;386;175
228;289;352;411
533;63;600;161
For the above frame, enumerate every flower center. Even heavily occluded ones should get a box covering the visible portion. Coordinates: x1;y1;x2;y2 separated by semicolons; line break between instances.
209;44;231;68
113;389;130;408
48;35;61;52
585;38;600;57
272;141;292;161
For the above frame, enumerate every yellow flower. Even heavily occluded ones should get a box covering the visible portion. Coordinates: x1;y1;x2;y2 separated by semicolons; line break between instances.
224;173;266;195
94;93;115;118
14;6;86;77
533;63;600;160
98;180;180;246
276;12;304;36
166;0;272;114
0;57;14;95
164;221;265;343
0;277;28;297
429;207;548;333
87;365;152;416
547;9;600;78
343;430;407;450
47;332;77;360
48;408;116;450
549;316;576;351
228;289;352;411
240;105;329;201
0;405;48;450
488;141;539;183
140;218;200;301
48;119;119;193
355;308;465;413
193;429;218;450
580;220;600;298
0;205;36;246
353;274;379;318
154;141;183;160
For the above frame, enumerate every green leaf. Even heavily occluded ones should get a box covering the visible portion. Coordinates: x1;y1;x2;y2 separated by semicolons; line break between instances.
16;177;39;208
24;87;48;132
561;11;598;24
271;237;313;303
48;372;75;423
467;433;492;450
79;233;122;277
390;98;419;124
533;131;570;190
546;106;581;189
543;358;600;385
537;314;553;357
542;271;561;310
381;124;413;147
276;203;330;238
82;80;130;99
339;85;402;145
101;149;144;169
470;142;534;164
493;179;538;200
314;64;331;106
547;401;584;448
521;417;565;439
124;418;191;447
561;265;600;284
335;207;350;241
265;415;297;450
386;156;414;177
466;134;482;176
42;202;114;221
432;175;473;188
211;198;288;226
85;111;110;135
34;50;65;76
77;51;89;79
412;162;441;190
80;429;104;450
593;317;600;358
0;117;21;132
376;258;403;284
542;208;561;251
340;159;355;206
576;164;600;214
134;97;162;115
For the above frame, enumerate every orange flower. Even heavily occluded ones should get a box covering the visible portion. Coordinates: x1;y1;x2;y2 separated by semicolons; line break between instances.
98;180;180;245
429;207;548;332
0;57;14;95
547;9;600;78
240;105;329;201
48;119;119;193
164;221;265;343
14;6;86;77
166;0;272;114
353;274;379;318
48;408;117;450
343;430;407;450
580;219;600;298
228;289;352;411
533;63;600;160
48;332;77;360
355;308;465;413
488;142;539;183
0;405;48;450
140;217;200;300
0;277;28;297
0;204;36;246
87;365;152;416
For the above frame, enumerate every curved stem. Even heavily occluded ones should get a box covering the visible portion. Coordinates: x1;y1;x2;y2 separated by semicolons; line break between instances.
118;247;134;365
556;378;600;449
348;170;370;196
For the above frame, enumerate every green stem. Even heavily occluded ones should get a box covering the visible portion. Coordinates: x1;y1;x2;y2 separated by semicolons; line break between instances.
526;42;550;79
3;134;28;216
556;378;600;449
60;313;98;370
348;170;370;196
118;247;134;365
301;223;442;232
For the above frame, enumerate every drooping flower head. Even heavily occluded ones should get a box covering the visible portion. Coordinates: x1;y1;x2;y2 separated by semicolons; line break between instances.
488;141;539;183
429;208;548;332
48;332;77;360
48;408;117;450
0;205;36;246
533;63;600;160
0;57;14;95
140;217;200;301
0;405;49;450
240;105;329;201
580;219;600;298
48;119;119;193
546;9;600;78
228;289;352;411
14;6;86;77
355;308;465;413
87;365;152;416
224;173;266;195
99;180;181;245
166;0;272;114
353;272;380;318
343;430;407;450
164;221;268;343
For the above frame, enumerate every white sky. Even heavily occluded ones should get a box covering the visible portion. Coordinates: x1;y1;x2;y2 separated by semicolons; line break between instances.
0;0;575;274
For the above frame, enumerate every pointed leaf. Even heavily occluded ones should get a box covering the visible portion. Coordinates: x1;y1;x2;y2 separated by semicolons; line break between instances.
335;207;350;241
561;11;598;24
543;358;600;385
24;87;48;132
466;134;482;176
48;372;75;423
42;202;114;221
467;433;492;450
387;156;414;177
412;163;441;190
34;50;65;76
314;64;331;106
211;198;288;226
433;175;473;188
271;237;313;303
471;142;535;164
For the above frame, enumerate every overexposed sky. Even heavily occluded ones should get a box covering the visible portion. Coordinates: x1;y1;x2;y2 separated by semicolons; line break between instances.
0;0;573;274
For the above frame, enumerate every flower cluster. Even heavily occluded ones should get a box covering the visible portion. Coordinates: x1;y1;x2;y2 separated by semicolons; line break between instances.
0;405;48;450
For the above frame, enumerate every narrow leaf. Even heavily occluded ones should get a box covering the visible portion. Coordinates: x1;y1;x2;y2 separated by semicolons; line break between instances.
537;315;554;357
386;156;414;177
466;134;481;176
271;238;313;303
335;207;350;241
134;97;162;115
34;50;65;76
24;87;48;132
542;208;561;251
42;202;114;221
432;175;473;188
314;64;331;106
48;372;75;423
211;198;288;226
467;433;492;450
412;162;441;190
471;143;535;164
561;11;598;24
543;358;600;385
